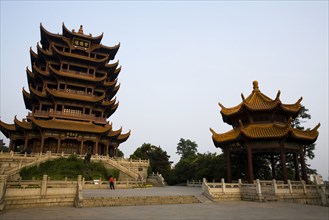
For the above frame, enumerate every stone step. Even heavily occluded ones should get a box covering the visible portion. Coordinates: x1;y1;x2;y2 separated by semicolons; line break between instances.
5;196;75;209
83;195;200;207
194;194;213;203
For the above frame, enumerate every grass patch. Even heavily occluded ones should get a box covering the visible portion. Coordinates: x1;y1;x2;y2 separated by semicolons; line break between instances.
20;155;119;181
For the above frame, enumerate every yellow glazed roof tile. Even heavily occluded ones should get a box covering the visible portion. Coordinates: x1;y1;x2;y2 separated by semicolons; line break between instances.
220;81;301;116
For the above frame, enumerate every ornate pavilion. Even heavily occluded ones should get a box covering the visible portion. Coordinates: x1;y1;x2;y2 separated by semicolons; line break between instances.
0;24;130;156
210;81;320;183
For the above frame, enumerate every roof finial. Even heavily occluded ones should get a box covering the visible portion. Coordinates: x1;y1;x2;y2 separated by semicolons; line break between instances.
241;93;245;101
253;80;259;92
78;25;84;34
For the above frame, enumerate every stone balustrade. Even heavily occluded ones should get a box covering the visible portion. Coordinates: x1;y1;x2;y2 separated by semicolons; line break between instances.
0;174;151;210
202;178;328;206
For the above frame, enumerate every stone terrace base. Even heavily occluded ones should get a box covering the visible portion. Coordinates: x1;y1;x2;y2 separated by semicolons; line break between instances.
83;195;200;207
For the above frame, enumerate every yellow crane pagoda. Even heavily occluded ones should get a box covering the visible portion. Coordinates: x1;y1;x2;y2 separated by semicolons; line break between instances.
0;24;130;156
210;81;320;183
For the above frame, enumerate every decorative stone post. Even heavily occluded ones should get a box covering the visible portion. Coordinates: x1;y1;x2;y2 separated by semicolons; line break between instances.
288;180;293;194
41;174;48;198
272;179;277;194
75;175;83;208
301;180;307;194
221;178;226;193
255;179;262;195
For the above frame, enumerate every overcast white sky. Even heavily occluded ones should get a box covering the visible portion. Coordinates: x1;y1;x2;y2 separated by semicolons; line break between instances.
1;1;328;179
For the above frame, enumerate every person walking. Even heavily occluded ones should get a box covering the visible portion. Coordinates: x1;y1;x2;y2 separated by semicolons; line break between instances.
109;176;115;190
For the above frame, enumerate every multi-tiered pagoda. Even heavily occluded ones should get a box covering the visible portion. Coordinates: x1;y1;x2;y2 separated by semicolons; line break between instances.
0;24;130;156
210;81;320;183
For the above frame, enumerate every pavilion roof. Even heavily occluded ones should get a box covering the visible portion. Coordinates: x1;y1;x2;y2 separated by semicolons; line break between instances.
219;81;302;120
210;122;320;149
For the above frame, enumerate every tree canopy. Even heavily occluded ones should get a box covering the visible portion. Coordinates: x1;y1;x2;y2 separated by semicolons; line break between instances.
130;143;172;179
176;138;198;159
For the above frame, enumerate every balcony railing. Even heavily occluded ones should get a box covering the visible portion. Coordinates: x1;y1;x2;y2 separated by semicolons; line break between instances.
28;110;107;124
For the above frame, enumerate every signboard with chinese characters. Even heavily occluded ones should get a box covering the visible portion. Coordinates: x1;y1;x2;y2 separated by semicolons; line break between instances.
73;38;90;49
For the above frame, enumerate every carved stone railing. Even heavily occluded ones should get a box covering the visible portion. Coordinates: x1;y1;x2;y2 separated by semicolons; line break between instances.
202;178;327;206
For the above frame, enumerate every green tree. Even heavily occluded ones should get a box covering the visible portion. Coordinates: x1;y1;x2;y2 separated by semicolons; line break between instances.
176;138;198;159
291;105;317;175
130;143;171;179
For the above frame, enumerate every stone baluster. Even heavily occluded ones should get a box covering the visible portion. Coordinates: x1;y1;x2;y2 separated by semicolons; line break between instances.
41;175;48;198
301;180;307;194
272;179;277;194
255;179;262;195
221;178;226;193
288;180;293;194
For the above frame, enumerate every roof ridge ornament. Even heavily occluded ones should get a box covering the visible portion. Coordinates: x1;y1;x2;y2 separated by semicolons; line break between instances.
312;123;321;131
78;25;84;35
275;90;281;100
241;93;245;101
252;80;259;92
218;102;225;109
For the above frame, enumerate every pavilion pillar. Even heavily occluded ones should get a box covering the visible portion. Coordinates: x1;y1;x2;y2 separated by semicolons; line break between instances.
105;142;109;156
115;146;118;157
80;140;84;155
56;139;61;154
93;138;99;155
299;149;308;183
280;142;288;184
246;144;253;183
293;153;300;181
270;154;276;180
40;135;45;153
225;147;232;183
8;139;14;151
24;135;28;151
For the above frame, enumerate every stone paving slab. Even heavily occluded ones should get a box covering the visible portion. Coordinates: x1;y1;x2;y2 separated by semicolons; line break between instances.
1;186;328;220
83;186;201;198
1;201;328;220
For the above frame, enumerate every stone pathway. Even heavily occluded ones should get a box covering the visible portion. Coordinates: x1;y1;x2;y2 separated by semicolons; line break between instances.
0;186;328;220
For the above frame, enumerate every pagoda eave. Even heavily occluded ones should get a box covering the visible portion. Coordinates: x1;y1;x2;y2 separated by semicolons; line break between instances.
62;23;103;44
49;64;107;83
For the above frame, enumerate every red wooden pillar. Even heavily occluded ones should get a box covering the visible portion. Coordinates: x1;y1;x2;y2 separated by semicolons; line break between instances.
246;145;253;183
293;153;300;181
280;142;288;184
24;135;29;151
80;140;84;155
40;135;45;153
57;138;61;154
225;147;232;183
299;149;308;183
8;139;14;151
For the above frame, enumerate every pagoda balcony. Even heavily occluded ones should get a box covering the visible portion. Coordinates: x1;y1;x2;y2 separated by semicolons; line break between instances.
62;69;93;77
28;110;107;124
58;89;94;97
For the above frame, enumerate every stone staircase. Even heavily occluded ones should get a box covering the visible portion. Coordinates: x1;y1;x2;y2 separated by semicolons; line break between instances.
0;152;149;181
94;157;139;180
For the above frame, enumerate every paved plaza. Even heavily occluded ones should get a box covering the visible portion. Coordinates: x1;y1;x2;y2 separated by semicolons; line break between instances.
1;186;328;220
